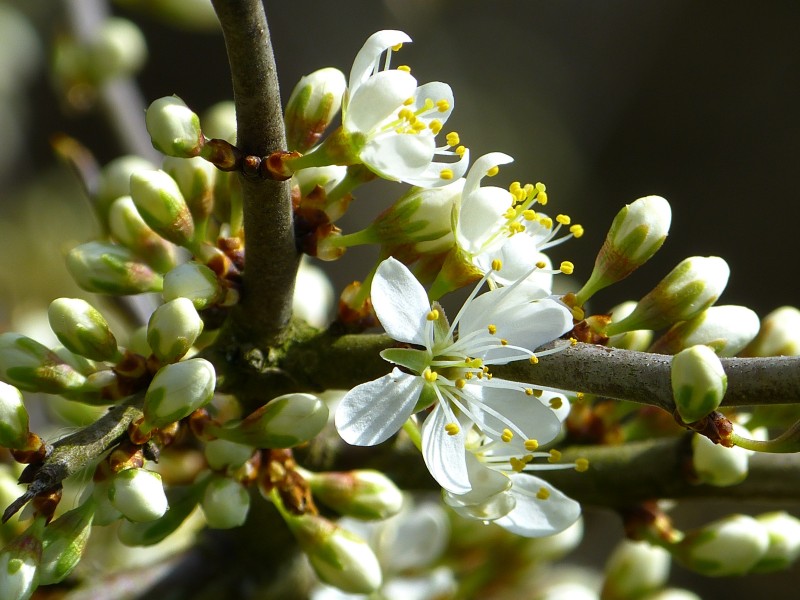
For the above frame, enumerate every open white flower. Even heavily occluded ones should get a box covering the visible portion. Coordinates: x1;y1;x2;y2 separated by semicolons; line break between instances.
334;257;573;494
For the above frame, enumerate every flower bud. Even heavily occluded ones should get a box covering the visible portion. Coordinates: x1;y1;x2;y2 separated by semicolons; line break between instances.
285;67;346;153
202;101;237;143
205;393;327;448
204;439;254;471
606;257;729;336
108;196;178;272
47;298;119;362
38;502;94;585
671;345;727;423
108;468;168;522
286;513;382;594
607;301;654;351
129;169;195;247
691;423;755;487
307;469;403;520
742;306;800;357
116;483;199;547
677;514;769;576
163;262;224;310
88;18;147;81
142;358;215;431
162;156;217;226
294;260;334;328
576;196;671;304
201;475;250;529
95;155;156;222
0;518;43;600
751;511;800;573
650;305;760;357
640;590;702;600
526;517;584;563
145;96;204;158
0;332;87;394
66;241;163;295
601;539;671;600
147;298;203;363
0;382;30;450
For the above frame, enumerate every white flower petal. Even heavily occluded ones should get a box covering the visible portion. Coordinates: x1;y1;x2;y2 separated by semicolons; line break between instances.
335;369;423;445
401;148;470;188
360;133;435;181
372;257;432;345
349;30;412;92
412;81;454;123
494;474;581;537
344;70;417;133
421;405;470;494
462;152;513;199
456;186;511;254
377;503;450;571
443;451;511;506
382;568;456;600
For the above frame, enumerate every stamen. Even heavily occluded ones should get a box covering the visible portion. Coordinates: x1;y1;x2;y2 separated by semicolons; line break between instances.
538;215;553;229
403;97;414;106
397;65;411;73
538;191;548;205
501;428;514;443
525;388;534;395
549;397;563;409
455;145;467;156
444;422;460;436
570;337;578;346
455;378;466;389
570;224;585;238
436;99;450;112
522;209;536;220
487;324;497;335
575;458;590;472
500;339;508;346
486;165;500;177
556;214;571;225
524;439;539;451
536;487;550;500
548;449;562;463
510;457;526;472
560;261;574;275
440;169;454;180
446;132;460;146
570;306;585;320
529;355;539;364
429;119;443;134
423;368;438;382
422;98;435;110
391;42;404;51
427;309;440;321
491;258;503;271
503;207;517;220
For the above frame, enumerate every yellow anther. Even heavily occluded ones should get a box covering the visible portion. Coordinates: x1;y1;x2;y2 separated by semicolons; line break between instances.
491;258;503;271
525;388;534;396
570;337;578;346
403;97;414;106
500;339;508;346
539;216;553;229
436;99;450;112
548;449;562;463
570;224;584;238
523;183;535;198
522;209;537;221
412;120;427;132
423;368;438;382
429;119;443;134
455;145;466;156
576;392;585;401
575;458;590;472
439;168;454;180
423;98;435;110
536;487;551;500
482;366;489;373
549;397;563;410
446;132;460;146
509;181;522;193
472;358;484;368
426;309;440;321
465;372;473;380
570;306;585;321
486;373;493;380
535;260;547;269
486;165;500;177
398;108;413;121
477;372;484;379
535;182;546;192
444;422;460;436
529;355;539;364
524;439;539;452
503;207;517;220
391;42;404;51
501;428;514;443
509;457;525;472
508;222;525;234
538;191;548;206
397;65;411;73
487;324;497;335
455;378;466;389
522;454;533;464
560;261;574;275
556;214;571;225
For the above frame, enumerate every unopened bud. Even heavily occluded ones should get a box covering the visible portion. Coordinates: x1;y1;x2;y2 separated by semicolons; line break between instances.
0;382;30;450
0;518;43;600
204;439;254;471
162;156;217;225
650;305;760;357
117;483;200;546
108;468;168;522
576;196;671;304
141;358;215;431
129;169;195;247
201;475;250;529
307;469;403;520
202;101;237;144
95;155;155;222
88;17;147;81
147;298;203;363
671;345;727;423
294;260;335;328
285;67;346;153
606;257;729;336
163;262;223;310
691;423;755;487
0;332;87;394
742;306;800;357
751;511;800;573
108;196;178;272
607;301;654;351
38;502;94;585
66;241;163;295
677;514;769;576
145;96;204;158
601;539;671;600
206;393;327;448
47;298;119;362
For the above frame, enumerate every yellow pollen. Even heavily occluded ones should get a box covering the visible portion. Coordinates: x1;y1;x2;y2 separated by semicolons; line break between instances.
403;97;414;106
398;108;413;120
391;42;404;51
560;261;574;275
455;145;466;156
500;339;508;346
426;309;439;321
508;222;525;234
455;378;466;389
522;209;536;221
548;449;562;463
423;98;435;110
503;207;517;220
570;224;585;238
444;422;460;436
529;355;539;364
575;458;590;472
536;487;550;500
440;169;454;180
465;372;473;380
556;214;571;225
412;120;427;132
423;368;438;382
486;165;500;177
509;181;521;193
524;439;539;451
436;99;450;112
535;182;546;192
538;191;548;205
576;392;585;400
549;397;563;409
501;428;514;443
487;324;497;335
525;388;534;396
397;65;411;73
491;258;503;271
486;373;493;380
477;372;484;379
429;119;443;134
539;216;553;229
570;337;578;346
509;457;525;472
571;306;585;320
446;132;460;146
533;389;543;398
523;183;535;198
535;260;546;269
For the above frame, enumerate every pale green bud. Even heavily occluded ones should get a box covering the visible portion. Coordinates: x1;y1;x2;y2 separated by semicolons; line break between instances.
742;306;800;357
285;67;346;153
206;393;327;448
671;345;727;423
202;100;237;143
146;96;204;158
88;18;147;81
640;590;702;600
0;333;87;394
691;423;754;487
96;155;155;220
147;298;203;363
607;301;654;351
126;326;152;358
286;514;382;594
162;156;217;224
53;346;99;376
308;469;403;520
66;241;163;295
0;382;29;449
201;475;250;529
577;196;671;304
108;468;168;522
47;298;118;362
117;483;200;547
294;260;334;328
601;539;671;600
38;502;94;585
163;262;223;310
108;196;178;272
526;517;584;563
142;358;215;431
0;519;43;600
677;514;769;576
606;256;729;336
650;305;760;357
129;169;195;246
204;439;254;471
751;511;800;572
88;480;122;526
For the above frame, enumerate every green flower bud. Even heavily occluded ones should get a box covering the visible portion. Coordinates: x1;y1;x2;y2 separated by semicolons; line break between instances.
147;298;203;363
285;513;382;594
0;332;87;394
108;468;168;522
751;511;800;573
38;502;94;585
145;96;204;158
47;298;119;362
162;156;217;226
606;256;729;336
142;358;216;431
742;306;800;357
677;514;769;576
204;439;254;471
129;169;195;247
108;196;178;272
576;196;671;304
285;67;346;153
88;18;147;81
95;155;156;222
201;475;250;529
206;393;327;448
307;469;403;520
650;305;760;357
202;101;237;143
163;262;223;310
0;382;30;450
671;345;727;423
0;518;43;600
66;241;163;295
601;539;671;600
117;484;200;547
691;424;754;487
607;301;654;351
640;590;702;600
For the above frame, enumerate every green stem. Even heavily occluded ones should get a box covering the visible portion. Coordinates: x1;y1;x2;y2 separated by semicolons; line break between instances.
402;418;422;452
